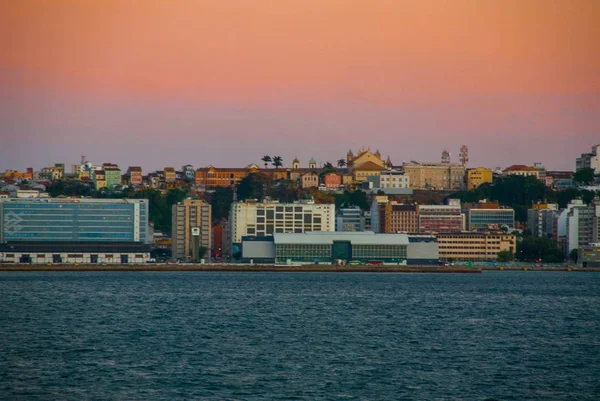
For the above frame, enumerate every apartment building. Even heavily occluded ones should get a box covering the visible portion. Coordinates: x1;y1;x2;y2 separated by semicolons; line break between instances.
437;233;516;261
171;199;212;260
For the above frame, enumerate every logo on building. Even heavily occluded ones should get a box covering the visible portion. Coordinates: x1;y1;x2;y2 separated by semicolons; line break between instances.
191;227;200;236
4;212;24;233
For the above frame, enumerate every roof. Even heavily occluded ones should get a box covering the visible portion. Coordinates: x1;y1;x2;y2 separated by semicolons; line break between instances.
354;161;386;171
504;165;537;172
273;231;409;245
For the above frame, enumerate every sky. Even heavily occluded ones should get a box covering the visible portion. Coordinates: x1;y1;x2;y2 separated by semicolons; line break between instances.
1;0;599;172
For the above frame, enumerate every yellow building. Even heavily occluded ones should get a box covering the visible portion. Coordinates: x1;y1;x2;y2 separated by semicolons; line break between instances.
346;148;386;183
436;232;516;261
467;168;493;190
403;162;466;190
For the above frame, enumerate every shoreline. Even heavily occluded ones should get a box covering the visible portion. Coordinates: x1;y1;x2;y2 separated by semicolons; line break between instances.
0;264;597;273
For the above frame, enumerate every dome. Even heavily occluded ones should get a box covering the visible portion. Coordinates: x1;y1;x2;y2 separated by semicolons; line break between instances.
309;157;316;164
293;157;300;163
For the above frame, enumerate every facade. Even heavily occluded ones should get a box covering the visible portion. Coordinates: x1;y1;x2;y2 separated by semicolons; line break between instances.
335;206;366;232
102;164;122;189
528;204;559;238
164;167;177;183
322;172;342;189
94;170;106;190
301;172;319;189
503;165;539;179
578;243;600;267
374;202;418;234
436;232;517;261
171;199;212;260
181;165;195;181
576;144;600;173
195;164;260;189
3;169;34;181
418;200;463;234
0;198;151;264
466;168;493;190
402;162;466;190
126;166;143;186
229;200;335;252
467;208;515;231
378;170;410;189
0;198;150;243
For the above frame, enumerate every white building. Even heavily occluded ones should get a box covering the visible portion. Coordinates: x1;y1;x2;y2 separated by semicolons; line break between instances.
229;199;335;254
576;144;600;173
379;170;410;189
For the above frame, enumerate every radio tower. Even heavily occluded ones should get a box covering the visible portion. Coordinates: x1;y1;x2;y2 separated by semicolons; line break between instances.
441;149;451;164
459;145;469;166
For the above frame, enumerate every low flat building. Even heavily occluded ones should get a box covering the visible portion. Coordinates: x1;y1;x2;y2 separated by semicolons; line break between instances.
578;243;600;267
436;232;516;262
240;231;439;265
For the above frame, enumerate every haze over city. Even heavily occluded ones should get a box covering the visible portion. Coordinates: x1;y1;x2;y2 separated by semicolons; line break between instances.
1;0;599;171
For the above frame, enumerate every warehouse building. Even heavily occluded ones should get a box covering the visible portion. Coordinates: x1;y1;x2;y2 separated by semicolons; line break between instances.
240;232;439;265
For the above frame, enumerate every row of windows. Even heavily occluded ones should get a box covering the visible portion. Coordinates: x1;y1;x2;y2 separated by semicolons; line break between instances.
352;245;407;258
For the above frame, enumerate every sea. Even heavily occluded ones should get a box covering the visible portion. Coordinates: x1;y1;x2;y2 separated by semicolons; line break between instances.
1;271;599;400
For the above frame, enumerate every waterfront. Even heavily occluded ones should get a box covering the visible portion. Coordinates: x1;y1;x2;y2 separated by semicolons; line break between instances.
1;271;599;400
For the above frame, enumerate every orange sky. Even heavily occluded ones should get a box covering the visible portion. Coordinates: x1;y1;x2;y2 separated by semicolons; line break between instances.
2;0;599;101
0;0;598;171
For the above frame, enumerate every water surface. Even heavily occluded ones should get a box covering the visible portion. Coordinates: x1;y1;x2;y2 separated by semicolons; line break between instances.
1;271;599;400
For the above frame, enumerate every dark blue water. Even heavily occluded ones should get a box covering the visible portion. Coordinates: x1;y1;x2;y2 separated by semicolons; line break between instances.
1;272;599;400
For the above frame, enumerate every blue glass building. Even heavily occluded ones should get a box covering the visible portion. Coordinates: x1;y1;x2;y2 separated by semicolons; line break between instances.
0;198;149;244
467;208;515;231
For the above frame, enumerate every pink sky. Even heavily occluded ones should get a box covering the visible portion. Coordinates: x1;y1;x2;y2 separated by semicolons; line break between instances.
1;0;598;171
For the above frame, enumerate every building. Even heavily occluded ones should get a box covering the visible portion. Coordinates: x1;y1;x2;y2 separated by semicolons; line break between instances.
371;199;419;234
378;170;410;189
94;170;106;190
528;203;559;238
418;199;463;234
322;172;343;190
545;171;574;190
436;232;517;262
240;231;439;265
0;198;151;264
3;169;34;181
402;162;466;190
125;166;143;186
466;204;515;231
566;203;596;253
171;199;212;260
301;172;319;189
466;168;493;190
181;165;195;181
576;144;600;173
164;167;177;183
578;243;600;267
503;165;539;179
229;199;335;254
102;163;122;189
195;164;260;189
335;206;366;232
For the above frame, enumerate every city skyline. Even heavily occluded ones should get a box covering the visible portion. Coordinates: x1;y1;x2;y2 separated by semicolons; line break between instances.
1;0;599;171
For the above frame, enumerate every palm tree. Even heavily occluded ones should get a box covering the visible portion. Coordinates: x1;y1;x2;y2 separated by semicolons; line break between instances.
337;159;346;168
261;155;272;169
323;162;334;170
272;156;283;169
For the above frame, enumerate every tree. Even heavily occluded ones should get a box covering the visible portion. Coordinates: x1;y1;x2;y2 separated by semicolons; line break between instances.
573;168;595;185
497;250;514;262
569;249;578;263
210;187;234;220
272;156;283;169
517;236;565;263
337;159;346;168
237;173;267;201
198;246;208;261
323;161;334;170
261;155;272;169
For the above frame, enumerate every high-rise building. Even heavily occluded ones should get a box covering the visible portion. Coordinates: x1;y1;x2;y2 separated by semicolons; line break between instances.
417;199;463;234
171;199;212;260
528;204;559;238
229;199;335;254
576;144;600;173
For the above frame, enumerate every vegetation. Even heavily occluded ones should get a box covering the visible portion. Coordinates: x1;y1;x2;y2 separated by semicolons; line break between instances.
497;250;514;262
449;175;597;222
569;249;578;263
272;156;283;169
334;190;369;210
573;168;595;185
337;159;346;168
210;187;234;220
516;235;565;263
261;155;272;169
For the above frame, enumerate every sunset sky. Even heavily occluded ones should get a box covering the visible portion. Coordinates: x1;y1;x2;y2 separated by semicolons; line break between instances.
1;0;598;171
